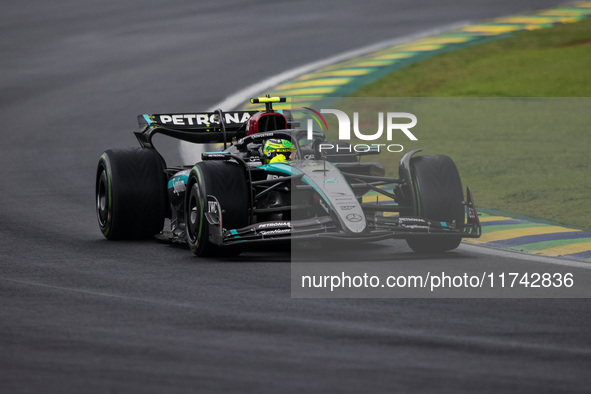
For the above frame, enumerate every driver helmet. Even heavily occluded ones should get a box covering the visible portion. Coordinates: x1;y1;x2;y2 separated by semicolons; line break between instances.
263;139;293;163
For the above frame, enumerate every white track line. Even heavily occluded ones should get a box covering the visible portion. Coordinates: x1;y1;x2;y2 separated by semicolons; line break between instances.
179;21;470;163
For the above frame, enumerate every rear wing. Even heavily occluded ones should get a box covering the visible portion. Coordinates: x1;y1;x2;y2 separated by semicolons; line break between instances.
135;109;297;147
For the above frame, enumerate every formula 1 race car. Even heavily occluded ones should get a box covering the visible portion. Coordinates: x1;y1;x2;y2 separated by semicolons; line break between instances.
96;97;481;256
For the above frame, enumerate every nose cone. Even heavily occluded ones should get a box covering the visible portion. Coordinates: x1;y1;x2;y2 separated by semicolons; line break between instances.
293;160;366;234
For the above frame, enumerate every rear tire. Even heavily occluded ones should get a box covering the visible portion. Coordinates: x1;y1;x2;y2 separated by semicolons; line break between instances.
404;155;464;253
96;148;167;240
185;161;248;257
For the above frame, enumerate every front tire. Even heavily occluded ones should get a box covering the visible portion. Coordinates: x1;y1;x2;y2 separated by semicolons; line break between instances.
185;161;248;257
404;155;464;253
96;148;167;240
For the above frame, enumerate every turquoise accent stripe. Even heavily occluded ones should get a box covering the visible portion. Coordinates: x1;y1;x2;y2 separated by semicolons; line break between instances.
167;174;189;189
258;163;301;175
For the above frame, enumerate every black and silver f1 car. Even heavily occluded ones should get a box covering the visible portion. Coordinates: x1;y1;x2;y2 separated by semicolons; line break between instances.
96;97;481;256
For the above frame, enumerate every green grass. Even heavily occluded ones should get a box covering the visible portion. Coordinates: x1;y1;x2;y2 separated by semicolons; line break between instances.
353;19;591;97
351;19;591;231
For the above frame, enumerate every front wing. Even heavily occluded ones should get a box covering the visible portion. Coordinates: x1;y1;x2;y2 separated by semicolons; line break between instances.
205;196;481;246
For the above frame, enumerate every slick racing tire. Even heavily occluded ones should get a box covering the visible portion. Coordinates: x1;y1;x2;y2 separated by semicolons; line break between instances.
96;148;167;240
405;155;464;253
185;161;248;257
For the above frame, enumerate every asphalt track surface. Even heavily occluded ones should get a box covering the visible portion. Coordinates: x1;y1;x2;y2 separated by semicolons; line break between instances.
1;0;590;392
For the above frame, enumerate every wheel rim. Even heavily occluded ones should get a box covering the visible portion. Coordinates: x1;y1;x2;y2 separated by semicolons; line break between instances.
187;184;202;246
